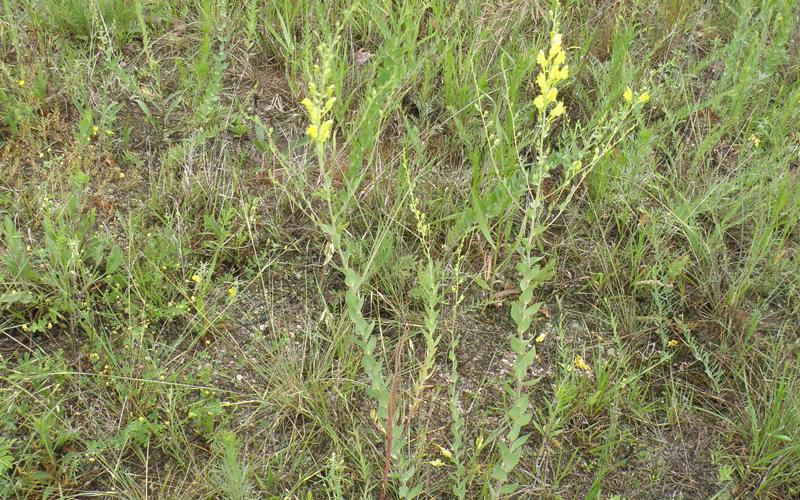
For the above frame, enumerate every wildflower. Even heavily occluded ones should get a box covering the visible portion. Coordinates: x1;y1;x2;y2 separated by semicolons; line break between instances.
435;444;453;461
228;287;236;298
535;333;547;343
191;274;202;284
533;31;569;120
573;354;592;373
667;339;679;348
623;87;633;103
428;459;446;467
21;323;29;332
18;79;25;87
636;91;650;104
301;44;337;148
749;134;761;147
91;126;99;136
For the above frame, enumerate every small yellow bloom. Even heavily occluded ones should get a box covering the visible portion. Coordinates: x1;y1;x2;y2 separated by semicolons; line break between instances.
749;134;761;147
428;459;446;467
228;287;236;298
534;95;545;111
306;124;318;140
191;274;202;284
573;354;592;373
623;87;633;103
536;50;547;67
535;333;547;343
21;323;29;332
636;91;650;104
91;126;99;136
18;79;25;87
667;339;679;348
551;101;565;118
536;72;547;91
435;444;453;460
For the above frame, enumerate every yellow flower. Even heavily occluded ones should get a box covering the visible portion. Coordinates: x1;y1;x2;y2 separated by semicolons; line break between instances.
435;444;453;460
667;339;679;348
536;72;547;91
551;102;565;118
623;87;633;103
573;354;592;373
749;134;761;147
636;91;650;104
535;333;547;343
534;95;545;111
306;124;318;139
91;126;99;136
536;49;547;67
228;287;236;298
428;459;446;467
21;323;29;332
18;79;25;87
191;274;202;284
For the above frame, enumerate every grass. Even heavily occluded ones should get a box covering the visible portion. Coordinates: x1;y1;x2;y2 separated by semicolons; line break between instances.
1;0;799;498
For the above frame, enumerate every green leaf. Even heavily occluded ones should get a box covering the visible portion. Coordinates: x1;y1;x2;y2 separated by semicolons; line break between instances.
106;245;123;275
0;290;35;305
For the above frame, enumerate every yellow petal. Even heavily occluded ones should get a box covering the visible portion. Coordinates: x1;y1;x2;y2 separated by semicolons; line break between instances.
300;97;314;115
536;72;547;91
636;91;650;104
535;333;547;343
551;102;565;117
319;120;333;142
536;49;547;67
306;124;318;139
573;354;592;372
534;95;545;111
623;87;633;103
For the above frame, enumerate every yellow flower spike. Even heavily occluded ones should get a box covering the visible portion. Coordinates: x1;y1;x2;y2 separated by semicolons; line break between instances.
559;65;569;79
636;91;650;104
623;87;633;103
551;101;565;118
573;354;592;373
545;88;558;103
553;51;566;66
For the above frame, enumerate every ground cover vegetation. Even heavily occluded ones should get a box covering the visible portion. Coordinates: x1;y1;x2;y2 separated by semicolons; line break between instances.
1;0;799;497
